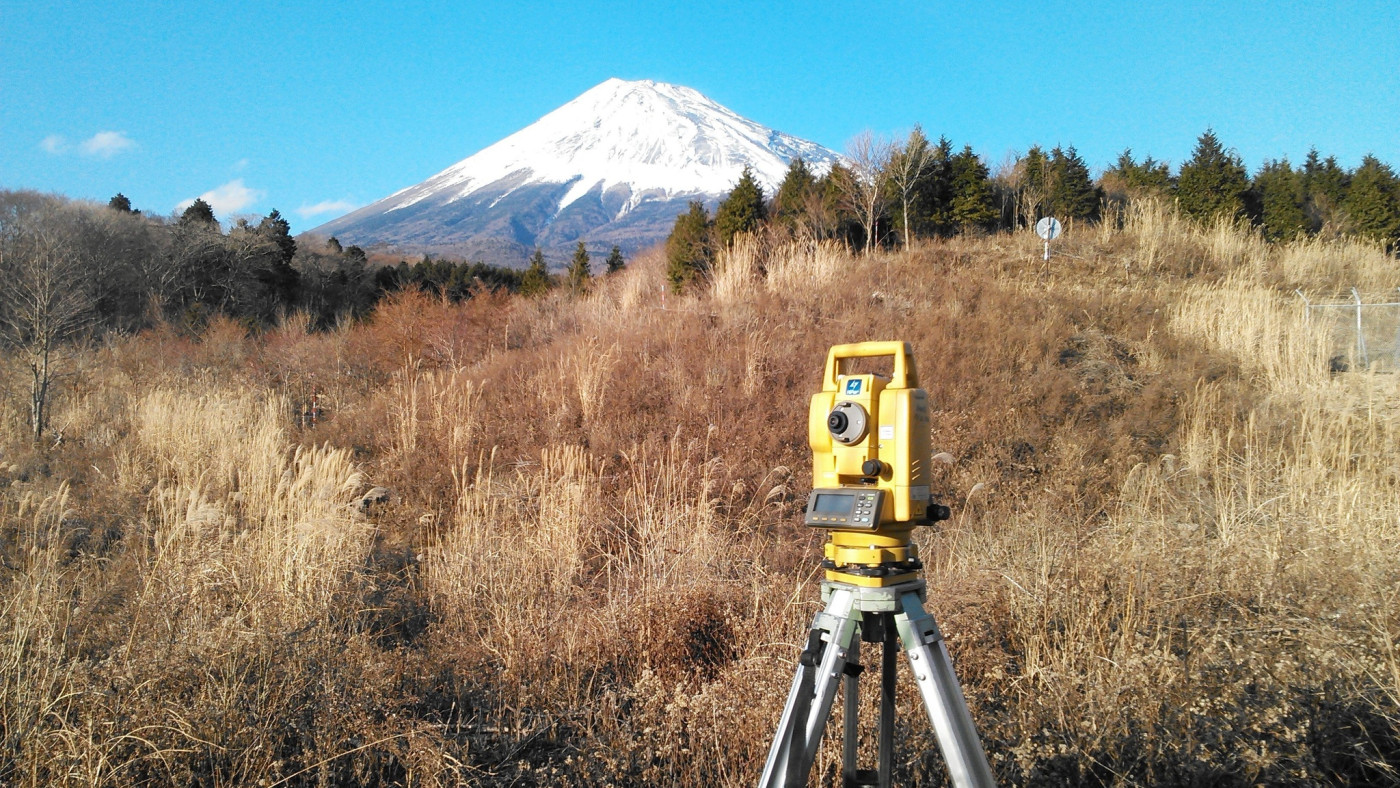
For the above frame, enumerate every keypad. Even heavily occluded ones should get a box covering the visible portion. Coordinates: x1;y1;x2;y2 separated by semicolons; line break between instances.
806;489;884;529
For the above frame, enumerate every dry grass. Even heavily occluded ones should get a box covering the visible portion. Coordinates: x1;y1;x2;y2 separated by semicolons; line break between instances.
1;209;1398;785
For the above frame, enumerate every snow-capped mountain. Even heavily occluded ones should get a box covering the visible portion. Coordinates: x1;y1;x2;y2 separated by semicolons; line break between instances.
309;78;839;266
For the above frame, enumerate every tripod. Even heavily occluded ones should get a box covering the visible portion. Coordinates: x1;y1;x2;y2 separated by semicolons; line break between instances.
757;579;995;788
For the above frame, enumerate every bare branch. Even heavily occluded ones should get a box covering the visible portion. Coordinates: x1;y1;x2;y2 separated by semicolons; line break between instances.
888;127;934;249
837;131;894;255
0;198;95;441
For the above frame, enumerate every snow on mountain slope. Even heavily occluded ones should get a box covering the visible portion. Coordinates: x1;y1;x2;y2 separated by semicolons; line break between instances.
310;78;840;265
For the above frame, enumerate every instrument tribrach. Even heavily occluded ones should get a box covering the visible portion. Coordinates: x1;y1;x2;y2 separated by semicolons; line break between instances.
758;342;996;788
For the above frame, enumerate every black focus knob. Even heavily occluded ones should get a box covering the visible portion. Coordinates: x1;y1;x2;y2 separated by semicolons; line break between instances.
928;504;951;523
861;459;884;476
827;411;848;433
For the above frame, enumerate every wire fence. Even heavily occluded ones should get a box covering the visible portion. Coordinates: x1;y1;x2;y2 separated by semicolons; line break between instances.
1298;289;1400;372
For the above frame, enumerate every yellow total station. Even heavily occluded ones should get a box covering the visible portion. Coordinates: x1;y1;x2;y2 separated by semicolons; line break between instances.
806;341;949;587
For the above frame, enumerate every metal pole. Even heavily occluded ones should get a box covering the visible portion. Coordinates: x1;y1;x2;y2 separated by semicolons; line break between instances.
879;617;897;788
759;589;862;788
896;592;996;788
843;634;861;787
786;635;817;788
1353;288;1368;368
1393;288;1400;369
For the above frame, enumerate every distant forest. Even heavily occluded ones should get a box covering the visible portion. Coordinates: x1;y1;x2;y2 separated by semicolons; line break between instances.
1;128;1396;343
667;129;1400;290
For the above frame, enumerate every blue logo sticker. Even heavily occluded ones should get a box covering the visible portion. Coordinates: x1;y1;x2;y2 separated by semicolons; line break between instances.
844;379;862;395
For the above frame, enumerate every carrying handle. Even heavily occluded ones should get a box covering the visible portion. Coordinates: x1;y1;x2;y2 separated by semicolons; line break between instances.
823;341;917;390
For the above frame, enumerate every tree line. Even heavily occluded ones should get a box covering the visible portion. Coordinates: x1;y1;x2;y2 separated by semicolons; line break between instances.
667;129;1400;289
0;190;557;333
0;190;627;442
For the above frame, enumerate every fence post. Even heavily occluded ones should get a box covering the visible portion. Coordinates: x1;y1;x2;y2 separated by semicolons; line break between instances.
1353;288;1368;368
1394;288;1400;369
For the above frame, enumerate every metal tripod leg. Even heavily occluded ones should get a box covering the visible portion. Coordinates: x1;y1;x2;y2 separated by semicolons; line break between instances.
846;613;894;788
841;635;861;787
758;586;863;788
894;590;996;788
759;581;996;788
878;616;896;787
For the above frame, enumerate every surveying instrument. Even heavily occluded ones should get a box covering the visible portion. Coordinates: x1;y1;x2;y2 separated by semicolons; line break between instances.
758;342;996;788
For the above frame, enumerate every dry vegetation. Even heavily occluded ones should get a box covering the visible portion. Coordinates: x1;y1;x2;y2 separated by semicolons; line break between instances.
2;202;1399;786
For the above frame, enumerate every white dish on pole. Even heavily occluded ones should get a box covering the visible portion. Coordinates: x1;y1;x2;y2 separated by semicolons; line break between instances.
1035;216;1062;262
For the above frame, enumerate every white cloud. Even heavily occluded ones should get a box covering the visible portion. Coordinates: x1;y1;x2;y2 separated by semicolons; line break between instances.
40;135;68;154
296;199;359;220
176;179;264;217
79;131;136;158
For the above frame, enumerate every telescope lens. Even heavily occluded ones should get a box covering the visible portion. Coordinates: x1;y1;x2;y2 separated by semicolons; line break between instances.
827;411;848;433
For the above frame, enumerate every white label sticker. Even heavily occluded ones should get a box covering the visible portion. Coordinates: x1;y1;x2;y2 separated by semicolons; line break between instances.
878;425;895;440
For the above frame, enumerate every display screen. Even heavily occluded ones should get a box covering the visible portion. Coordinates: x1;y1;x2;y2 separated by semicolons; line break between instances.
811;493;854;515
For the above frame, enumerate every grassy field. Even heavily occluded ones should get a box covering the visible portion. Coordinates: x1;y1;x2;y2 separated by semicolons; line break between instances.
2;202;1398;786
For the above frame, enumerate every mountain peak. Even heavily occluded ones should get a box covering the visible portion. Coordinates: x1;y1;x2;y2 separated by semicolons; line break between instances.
311;79;839;264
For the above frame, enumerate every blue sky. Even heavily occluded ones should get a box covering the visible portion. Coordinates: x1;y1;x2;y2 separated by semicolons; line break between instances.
2;0;1396;233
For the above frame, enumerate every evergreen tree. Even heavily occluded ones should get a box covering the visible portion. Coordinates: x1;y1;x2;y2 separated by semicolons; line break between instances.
1016;145;1050;226
1342;155;1400;252
248;209;299;315
1102;150;1144;206
520;248;552;296
179;198;218;229
108;193;134;213
326;236;343;254
910;136;955;236
1022;146;1048;195
1301;149;1349;232
567;241;592;293
815;163;862;245
1047;146;1101;221
394;260;412;289
666;201;713;293
1135;158;1174;195
714;166;767;246
605;245;626;273
1253;159;1308;241
340;245;373;314
257;209;297;264
1106;150;1137;181
773;157;817;232
1106;149;1174;198
1176;129;1250;223
949;146;997;233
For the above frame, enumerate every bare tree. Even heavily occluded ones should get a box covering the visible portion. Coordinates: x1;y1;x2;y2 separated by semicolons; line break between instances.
837;131;894;255
0;198;93;443
990;154;1022;232
888;126;934;250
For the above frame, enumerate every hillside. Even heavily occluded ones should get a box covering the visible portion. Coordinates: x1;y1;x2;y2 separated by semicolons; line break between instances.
1;206;1399;785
